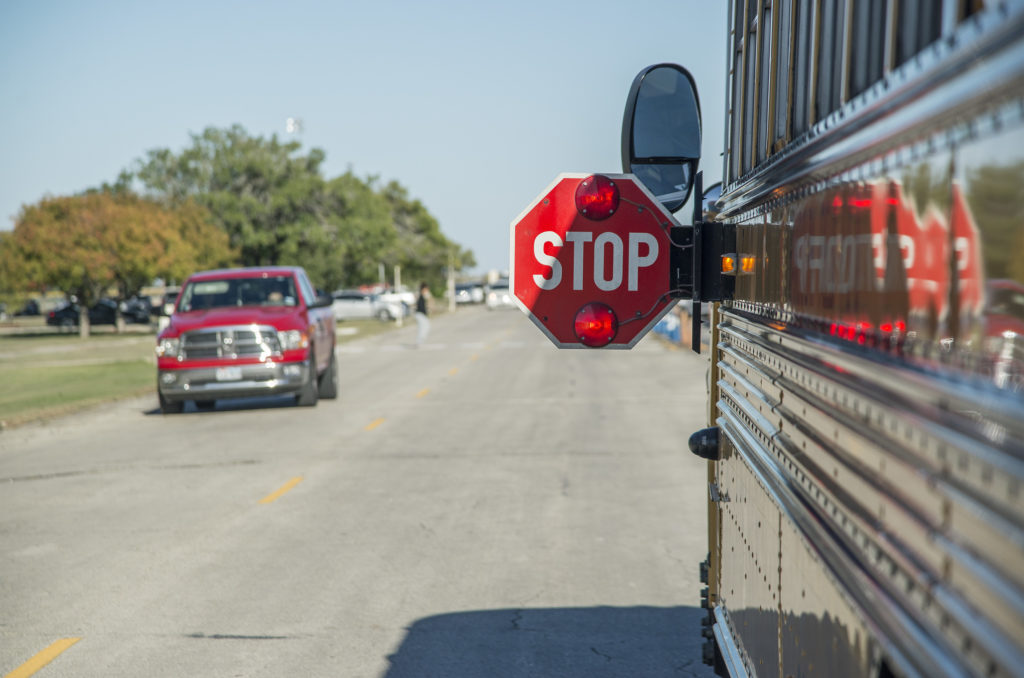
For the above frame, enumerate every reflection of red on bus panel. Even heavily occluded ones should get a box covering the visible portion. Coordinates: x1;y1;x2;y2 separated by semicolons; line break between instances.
951;182;985;323
790;180;983;341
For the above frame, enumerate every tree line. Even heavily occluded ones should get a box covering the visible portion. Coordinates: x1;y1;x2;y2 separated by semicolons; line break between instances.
0;124;474;319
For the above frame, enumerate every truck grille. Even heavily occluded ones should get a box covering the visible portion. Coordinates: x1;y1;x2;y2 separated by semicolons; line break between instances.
180;326;281;360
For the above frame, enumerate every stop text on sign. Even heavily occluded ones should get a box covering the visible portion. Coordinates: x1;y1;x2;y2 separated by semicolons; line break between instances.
532;230;659;292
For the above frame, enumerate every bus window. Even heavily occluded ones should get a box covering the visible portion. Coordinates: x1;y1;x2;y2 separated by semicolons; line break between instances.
849;0;886;98
729;0;745;180
896;0;942;66
815;0;845;122
742;0;758;174
772;0;794;150
757;1;774;164
791;0;814;137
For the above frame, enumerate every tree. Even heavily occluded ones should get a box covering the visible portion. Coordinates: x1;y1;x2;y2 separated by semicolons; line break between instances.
133;125;333;270
316;172;396;290
131;124;475;292
380;181;475;291
6;192;234;336
967;161;1024;282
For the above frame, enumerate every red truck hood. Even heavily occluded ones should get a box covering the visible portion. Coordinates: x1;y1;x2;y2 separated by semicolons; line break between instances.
165;307;305;336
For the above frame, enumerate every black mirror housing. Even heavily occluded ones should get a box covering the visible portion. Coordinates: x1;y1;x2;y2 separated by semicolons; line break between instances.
621;63;703;213
311;294;333;309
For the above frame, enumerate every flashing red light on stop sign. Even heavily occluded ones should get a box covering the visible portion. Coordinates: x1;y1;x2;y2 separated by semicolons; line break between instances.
510;173;678;349
574;302;618;347
575;174;620;220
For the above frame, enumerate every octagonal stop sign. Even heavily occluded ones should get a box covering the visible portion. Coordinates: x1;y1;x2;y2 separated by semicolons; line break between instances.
510;173;678;348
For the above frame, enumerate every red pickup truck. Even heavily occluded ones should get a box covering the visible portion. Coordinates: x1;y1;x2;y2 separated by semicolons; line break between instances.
155;266;337;413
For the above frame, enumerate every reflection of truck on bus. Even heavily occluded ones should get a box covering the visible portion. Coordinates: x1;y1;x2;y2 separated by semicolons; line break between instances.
517;2;1024;676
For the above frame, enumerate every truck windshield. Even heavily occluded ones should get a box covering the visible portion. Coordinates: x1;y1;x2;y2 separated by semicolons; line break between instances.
178;276;298;312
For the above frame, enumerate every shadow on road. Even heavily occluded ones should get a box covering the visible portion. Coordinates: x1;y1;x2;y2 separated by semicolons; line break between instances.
382;605;712;678
143;394;300;417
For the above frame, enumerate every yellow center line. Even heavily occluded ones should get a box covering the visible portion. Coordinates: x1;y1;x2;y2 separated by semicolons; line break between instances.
364;417;386;431
416;388;430;399
448;367;459;376
259;476;303;504
5;637;80;678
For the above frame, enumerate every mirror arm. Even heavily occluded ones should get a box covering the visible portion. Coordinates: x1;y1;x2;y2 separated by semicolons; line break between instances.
631;156;698;164
692;171;703;227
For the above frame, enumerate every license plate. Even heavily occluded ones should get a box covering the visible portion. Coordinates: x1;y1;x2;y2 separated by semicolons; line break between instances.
215;366;242;381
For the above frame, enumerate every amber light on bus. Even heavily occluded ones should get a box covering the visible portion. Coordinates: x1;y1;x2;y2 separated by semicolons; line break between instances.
575;174;620;220
574;302;618;347
721;253;755;276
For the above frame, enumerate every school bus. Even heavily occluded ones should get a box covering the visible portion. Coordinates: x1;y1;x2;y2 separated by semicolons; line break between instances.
619;1;1024;676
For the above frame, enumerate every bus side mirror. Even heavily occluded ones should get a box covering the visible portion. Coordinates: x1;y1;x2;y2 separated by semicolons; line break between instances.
702;182;722;222
621;63;703;213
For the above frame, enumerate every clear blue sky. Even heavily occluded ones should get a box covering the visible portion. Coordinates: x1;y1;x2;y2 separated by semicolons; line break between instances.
0;1;728;276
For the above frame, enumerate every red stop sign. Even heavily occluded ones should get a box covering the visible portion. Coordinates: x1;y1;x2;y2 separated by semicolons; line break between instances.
510;173;677;348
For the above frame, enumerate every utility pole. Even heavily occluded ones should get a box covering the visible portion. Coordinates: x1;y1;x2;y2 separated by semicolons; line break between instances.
394;265;403;327
447;250;456;313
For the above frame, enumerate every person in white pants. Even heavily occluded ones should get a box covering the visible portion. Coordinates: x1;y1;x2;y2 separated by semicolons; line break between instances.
415;283;430;347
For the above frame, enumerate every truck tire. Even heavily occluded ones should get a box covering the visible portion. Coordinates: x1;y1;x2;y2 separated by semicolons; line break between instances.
159;390;184;414
295;354;319;407
317;350;338;399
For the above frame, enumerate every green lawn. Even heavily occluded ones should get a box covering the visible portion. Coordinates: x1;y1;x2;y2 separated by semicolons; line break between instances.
0;317;402;428
0;332;156;427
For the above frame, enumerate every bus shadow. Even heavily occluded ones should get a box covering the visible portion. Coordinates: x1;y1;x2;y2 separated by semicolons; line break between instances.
382;605;713;678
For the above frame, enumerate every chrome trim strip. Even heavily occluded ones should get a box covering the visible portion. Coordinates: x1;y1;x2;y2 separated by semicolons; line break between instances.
717;409;959;678
717;311;1024;674
721;312;1024;448
931;534;1024;672
712;605;750;678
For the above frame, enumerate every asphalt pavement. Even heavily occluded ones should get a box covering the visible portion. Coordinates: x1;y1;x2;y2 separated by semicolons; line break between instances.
0;305;715;678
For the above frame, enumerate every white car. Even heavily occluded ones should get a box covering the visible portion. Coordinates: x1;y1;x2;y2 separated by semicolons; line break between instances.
485;280;515;310
376;288;414;315
454;283;485;304
331;291;404;321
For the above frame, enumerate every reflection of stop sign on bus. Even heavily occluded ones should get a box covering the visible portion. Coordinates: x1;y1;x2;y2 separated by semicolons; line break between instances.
510;173;677;348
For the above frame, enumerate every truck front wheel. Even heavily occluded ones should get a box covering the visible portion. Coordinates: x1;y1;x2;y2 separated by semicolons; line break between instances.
317;350;338;399
159;389;184;414
296;355;319;407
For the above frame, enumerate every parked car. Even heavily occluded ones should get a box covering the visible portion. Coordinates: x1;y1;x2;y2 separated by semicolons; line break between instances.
47;302;80;328
159;287;181;316
331;290;404;321
120;296;153;324
14;300;40;316
376;288;414;316
454;282;485;304
155;266;337;413
485;280;515;310
46;298;152;327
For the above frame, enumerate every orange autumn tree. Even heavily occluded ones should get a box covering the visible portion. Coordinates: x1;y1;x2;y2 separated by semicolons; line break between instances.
9;192;235;336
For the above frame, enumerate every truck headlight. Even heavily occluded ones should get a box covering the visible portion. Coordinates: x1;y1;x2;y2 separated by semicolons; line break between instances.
156;337;180;358
279;329;309;351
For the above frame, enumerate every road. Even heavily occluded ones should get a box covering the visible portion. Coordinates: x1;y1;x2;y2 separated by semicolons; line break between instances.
0;306;715;678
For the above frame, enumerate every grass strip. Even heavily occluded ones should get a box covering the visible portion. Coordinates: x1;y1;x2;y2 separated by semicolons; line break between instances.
0;360;155;427
0;317;407;428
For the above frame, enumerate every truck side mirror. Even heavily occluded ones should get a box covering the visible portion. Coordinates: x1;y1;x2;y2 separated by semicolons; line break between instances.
311;294;334;309
621;63;702;213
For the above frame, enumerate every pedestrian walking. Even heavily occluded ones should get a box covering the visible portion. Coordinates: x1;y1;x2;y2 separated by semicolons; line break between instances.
415;283;431;347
